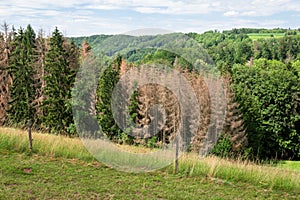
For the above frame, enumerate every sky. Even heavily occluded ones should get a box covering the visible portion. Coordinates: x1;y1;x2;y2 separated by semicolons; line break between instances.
1;0;300;37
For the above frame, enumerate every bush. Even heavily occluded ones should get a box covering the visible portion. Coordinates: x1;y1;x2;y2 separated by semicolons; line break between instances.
211;134;232;158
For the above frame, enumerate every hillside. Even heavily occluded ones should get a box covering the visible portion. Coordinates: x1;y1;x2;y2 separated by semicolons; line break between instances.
1;127;299;199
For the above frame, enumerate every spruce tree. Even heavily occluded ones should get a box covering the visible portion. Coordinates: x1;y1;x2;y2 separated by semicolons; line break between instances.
96;60;120;140
7;25;36;127
42;27;78;135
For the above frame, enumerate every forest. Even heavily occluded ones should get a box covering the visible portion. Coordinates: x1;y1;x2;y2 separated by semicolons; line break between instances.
0;24;299;161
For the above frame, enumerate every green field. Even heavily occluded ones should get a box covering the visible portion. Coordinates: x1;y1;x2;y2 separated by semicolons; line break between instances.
1;127;300;199
247;33;285;40
277;160;300;171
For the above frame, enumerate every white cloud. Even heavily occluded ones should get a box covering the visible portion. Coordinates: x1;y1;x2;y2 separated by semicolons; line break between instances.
134;7;166;14
240;11;258;17
1;0;300;15
80;0;300;16
0;0;299;36
224;11;239;17
1;0;300;17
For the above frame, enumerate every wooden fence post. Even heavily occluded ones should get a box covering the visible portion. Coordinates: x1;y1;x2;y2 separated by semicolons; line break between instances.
174;138;179;173
27;118;33;152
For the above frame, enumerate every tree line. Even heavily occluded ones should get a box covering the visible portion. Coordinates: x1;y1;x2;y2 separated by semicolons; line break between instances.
1;24;299;160
188;30;300;159
0;23;80;135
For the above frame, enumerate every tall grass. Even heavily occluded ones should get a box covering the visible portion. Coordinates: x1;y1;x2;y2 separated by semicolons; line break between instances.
1;126;299;193
0;127;93;161
175;154;299;192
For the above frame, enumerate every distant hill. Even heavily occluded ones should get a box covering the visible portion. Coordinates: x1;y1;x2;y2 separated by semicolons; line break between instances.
68;33;213;66
68;28;299;50
68;34;113;48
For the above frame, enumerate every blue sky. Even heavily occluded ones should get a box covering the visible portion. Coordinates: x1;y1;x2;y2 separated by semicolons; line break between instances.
1;0;300;37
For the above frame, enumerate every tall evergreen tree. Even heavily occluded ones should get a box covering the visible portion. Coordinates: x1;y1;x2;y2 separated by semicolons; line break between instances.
42;27;78;135
96;59;120;140
7;25;36;127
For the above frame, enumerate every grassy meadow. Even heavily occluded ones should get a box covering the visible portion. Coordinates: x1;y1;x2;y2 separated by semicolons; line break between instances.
1;127;300;199
247;33;285;40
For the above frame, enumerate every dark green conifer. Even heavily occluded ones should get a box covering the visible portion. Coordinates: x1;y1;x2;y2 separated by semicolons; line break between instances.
7;25;36;127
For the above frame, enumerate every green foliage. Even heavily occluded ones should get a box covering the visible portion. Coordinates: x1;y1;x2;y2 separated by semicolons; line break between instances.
211;134;232;158
7;25;36;127
68;34;112;48
72;54;108;138
126;48;156;63
190;32;253;72
143;49;176;66
117;131;133;145
96;59;120;140
187;30;226;48
42;27;79;135
232;59;300;159
223;28;289;35
128;89;139;122
253;35;300;62
146;136;158;148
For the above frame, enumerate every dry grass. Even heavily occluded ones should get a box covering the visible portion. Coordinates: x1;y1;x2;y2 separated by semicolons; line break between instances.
177;153;300;192
1;126;299;193
0;126;92;161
